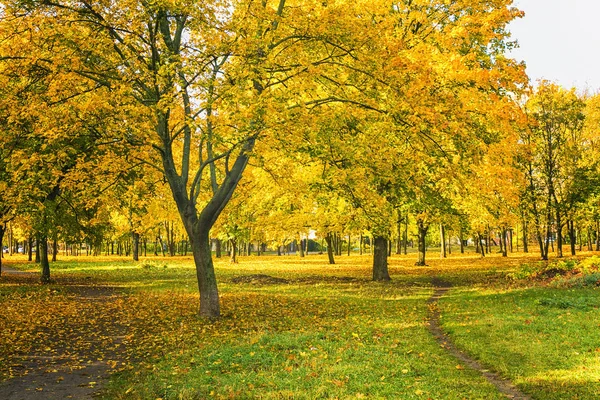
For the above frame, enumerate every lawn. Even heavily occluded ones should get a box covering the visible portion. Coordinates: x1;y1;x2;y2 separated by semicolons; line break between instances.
1;250;599;399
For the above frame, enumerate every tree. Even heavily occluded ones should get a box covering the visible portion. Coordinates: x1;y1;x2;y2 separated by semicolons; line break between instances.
522;82;585;259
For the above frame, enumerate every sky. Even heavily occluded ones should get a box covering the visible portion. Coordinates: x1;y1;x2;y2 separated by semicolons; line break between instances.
507;0;600;92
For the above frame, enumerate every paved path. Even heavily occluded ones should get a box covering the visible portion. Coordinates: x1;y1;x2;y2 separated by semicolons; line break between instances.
0;280;128;399
0;266;34;275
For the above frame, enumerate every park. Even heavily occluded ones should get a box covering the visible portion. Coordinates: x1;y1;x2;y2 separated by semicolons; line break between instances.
1;0;600;398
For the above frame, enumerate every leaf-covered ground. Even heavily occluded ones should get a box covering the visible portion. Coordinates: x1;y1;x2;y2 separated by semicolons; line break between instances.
1;251;599;399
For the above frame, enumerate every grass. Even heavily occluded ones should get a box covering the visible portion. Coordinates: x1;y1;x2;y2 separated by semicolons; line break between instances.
439;287;600;399
1;249;600;398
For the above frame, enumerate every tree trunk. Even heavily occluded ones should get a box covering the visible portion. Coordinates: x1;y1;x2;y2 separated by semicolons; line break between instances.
567;220;576;256
415;220;428;266
8;223;13;256
556;209;563;258
372;235;390;281
396;216;402;254
40;236;50;283
459;227;464;254
325;232;335;265
28;236;33;262
298;235;304;257
501;228;507;257
478;233;485;257
596;220;600;251
35;236;40;263
213;238;220;258
347;234;351;256
191;229;220;318
229;238;237;263
0;224;4;277
359;235;363;255
52;237;58;262
440;224;446;258
522;219;529;253
403;215;408;255
132;232;140;261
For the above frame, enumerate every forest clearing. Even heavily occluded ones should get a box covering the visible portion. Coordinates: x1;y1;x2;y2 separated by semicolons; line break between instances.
1;250;599;399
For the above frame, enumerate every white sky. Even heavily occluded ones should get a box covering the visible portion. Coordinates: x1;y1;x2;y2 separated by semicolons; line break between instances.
508;0;600;92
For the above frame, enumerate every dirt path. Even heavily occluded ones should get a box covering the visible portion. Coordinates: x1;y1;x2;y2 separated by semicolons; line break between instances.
0;284;129;400
0;266;35;275
427;279;530;400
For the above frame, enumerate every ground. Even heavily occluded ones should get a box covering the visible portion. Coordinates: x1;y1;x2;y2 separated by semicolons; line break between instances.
0;250;599;399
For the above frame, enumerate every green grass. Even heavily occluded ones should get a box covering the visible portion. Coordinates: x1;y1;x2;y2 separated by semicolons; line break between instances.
103;278;503;399
439;287;600;399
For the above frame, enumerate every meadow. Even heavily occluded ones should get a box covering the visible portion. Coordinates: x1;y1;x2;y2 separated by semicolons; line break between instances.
1;249;599;399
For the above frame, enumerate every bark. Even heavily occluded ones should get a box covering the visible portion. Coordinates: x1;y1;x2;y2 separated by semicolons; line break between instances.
158;235;166;257
35;237;40;263
501;229;507;257
478;233;485;257
229;238;237;263
440;224;446;258
212;238;220;258
537;228;547;260
28;236;33;262
52;237;58;262
298;236;304;257
596;220;600;251
325;232;335;265
347;234;351;256
566;220;575;256
40;236;50;283
415;220;429;266
459;227;465;254
8;224;13;256
556;209;563;258
403;215;408;255
191;230;220;318
522;219;528;253
359;235;363;255
0;224;4;277
132;232;140;261
372;235;390;281
396;217;402;254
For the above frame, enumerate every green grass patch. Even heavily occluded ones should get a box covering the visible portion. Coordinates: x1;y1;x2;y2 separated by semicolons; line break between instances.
439;286;600;399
